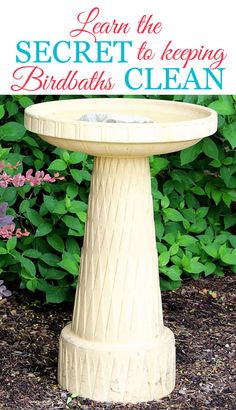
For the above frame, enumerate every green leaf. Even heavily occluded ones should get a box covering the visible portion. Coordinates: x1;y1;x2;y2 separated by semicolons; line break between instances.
179;235;197;246
23;249;42;258
26;278;37;292
19;199;31;213
32;148;44;160
53;201;66;214
77;211;87;223
196;207;209;219
151;157;169;175
171;255;182;266
20;256;36;276
6;236;17;252
222;122;236;148
191;186;205;195
48;159;67;171
0;104;5;119
58;258;79;275
26;209;44;227
185;193;198;208
155;215;164;240
0;247;7;254
203;138;219;160
159;251;170;267
43;269;67;280
163;180;174;195
62;150;70;163
219;247;236;265
163;208;184;222
185;259;205;274
163;265;181;281
220;167;232;186
222;157;233;166
47;234;65;253
23;135;39;147
209;159;221;168
224;214;236;229
229;235;236;248
189;219;207;234
70;169;91;184
68;200;87;213
0;122;26;141
43;195;56;212
211;188;222;205
35;222;52;237
202;244;218;258
180;141;202;165
160;278;181;291
222;193;232;207
62;215;81;230
169;243;179;255
70;169;82;184
40;253;60;267
46;287;68;303
161;195;170;208
36;278;53;293
66;184;79;199
163;233;175;245
66;238;81;254
204;262;216;276
19;96;33;108
0;146;11;160
6;101;18;117
69;152;87;164
209;98;235;115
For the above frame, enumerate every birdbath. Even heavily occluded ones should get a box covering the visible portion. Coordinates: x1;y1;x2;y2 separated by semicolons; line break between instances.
24;98;217;404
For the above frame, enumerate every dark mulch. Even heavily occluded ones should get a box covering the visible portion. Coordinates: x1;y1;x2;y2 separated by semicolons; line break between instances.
0;275;235;410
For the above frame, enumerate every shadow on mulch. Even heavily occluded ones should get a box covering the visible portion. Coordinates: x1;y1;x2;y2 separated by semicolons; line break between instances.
0;275;235;410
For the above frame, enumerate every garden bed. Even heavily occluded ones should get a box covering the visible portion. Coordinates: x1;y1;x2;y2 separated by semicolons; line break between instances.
0;274;235;410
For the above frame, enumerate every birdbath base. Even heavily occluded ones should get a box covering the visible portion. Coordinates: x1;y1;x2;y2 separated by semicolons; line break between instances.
24;98;217;404
59;325;175;403
58;156;175;403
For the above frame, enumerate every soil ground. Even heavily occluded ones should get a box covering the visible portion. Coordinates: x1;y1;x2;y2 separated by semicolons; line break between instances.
0;275;235;410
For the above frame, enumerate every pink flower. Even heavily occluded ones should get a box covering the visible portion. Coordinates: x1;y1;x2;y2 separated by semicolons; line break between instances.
0;161;21;172
12;173;26;187
54;172;65;181
15;228;30;238
1;166;64;188
0;224;15;239
6;161;21;169
0;224;30;239
0;171;12;187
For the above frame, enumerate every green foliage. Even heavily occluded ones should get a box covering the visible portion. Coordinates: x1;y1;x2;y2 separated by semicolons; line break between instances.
0;94;235;301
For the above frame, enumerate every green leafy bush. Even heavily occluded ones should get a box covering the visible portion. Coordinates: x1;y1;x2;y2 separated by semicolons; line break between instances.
0;95;235;302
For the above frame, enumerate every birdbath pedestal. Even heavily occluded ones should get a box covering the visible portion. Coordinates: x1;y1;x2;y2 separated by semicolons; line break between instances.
24;99;217;404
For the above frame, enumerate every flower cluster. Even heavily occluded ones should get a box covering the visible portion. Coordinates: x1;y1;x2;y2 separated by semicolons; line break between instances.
0;166;64;188
0;279;12;299
0;160;21;171
0;224;30;239
0;202;30;239
0;161;64;239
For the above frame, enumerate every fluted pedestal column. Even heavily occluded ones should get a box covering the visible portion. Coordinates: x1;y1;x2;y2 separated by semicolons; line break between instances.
58;156;175;403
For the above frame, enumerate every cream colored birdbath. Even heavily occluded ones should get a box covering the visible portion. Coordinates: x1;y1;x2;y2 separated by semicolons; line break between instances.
24;98;217;404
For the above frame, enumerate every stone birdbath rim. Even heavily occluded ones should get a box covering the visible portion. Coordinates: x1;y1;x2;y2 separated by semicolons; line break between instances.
24;98;217;145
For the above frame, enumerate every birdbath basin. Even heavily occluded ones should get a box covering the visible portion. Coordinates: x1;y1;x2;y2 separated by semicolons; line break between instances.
24;98;217;404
